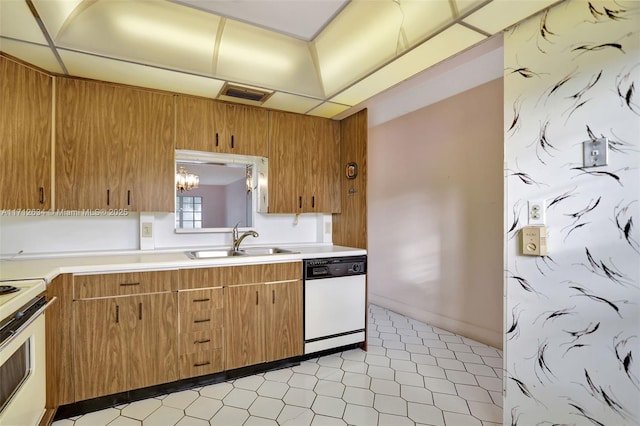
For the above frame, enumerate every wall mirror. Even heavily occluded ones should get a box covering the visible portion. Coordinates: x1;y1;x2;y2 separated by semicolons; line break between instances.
175;150;268;233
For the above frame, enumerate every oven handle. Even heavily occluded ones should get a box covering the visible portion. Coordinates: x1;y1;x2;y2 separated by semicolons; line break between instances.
0;297;57;352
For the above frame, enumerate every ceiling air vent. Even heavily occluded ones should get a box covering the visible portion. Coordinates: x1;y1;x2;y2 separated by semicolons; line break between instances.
219;83;273;104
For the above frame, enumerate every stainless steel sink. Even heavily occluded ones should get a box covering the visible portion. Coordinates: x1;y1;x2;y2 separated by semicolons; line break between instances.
185;247;297;259
241;247;296;256
185;250;245;259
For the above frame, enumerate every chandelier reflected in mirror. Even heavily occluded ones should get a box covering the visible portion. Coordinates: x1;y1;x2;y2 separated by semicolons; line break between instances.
176;166;199;192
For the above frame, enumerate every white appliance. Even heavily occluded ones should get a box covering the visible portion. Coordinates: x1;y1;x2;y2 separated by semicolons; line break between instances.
0;279;51;426
303;256;366;354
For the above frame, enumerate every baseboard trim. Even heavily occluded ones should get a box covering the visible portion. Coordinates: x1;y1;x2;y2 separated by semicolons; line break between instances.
368;293;502;349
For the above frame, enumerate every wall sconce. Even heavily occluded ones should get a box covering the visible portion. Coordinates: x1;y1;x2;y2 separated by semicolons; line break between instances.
176;166;199;192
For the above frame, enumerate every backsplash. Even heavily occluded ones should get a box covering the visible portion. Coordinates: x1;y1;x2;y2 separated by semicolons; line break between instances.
504;0;639;425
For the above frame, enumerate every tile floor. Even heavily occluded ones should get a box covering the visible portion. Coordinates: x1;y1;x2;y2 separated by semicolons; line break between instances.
53;304;503;426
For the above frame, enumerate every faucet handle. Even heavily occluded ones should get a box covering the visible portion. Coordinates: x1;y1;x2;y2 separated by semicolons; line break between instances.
232;222;240;240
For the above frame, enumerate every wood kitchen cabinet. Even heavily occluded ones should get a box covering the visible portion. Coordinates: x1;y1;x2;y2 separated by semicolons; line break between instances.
224;263;303;370
72;271;178;401
175;95;268;157
0;55;52;210
56;78;174;211
268;111;340;213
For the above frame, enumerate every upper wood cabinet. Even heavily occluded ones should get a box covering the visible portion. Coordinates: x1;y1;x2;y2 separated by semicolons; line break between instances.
0;56;52;210
175;96;268;157
268;111;340;214
56;78;174;211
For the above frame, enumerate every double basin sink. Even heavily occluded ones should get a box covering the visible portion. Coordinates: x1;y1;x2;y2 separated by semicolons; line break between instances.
186;247;297;259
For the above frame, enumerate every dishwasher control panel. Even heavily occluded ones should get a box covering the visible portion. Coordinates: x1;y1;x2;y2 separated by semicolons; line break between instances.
304;256;367;280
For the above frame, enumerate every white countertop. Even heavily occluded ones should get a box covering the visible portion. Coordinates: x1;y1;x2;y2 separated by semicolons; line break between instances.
0;245;367;283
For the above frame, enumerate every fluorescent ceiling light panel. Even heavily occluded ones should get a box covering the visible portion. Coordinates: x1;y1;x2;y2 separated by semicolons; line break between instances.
262;92;324;114
0;0;47;44
217;19;323;98
60;50;225;97
453;0;491;16
0;38;64;74
314;1;405;96
307;102;350;119
397;1;453;47
54;0;220;75
331;24;486;106
462;0;560;34
32;0;84;39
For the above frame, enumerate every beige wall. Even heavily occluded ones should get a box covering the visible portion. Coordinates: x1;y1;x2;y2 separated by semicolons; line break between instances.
368;78;504;348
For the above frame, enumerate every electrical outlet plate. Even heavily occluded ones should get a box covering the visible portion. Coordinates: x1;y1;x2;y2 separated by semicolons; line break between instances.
142;222;153;238
583;137;608;168
528;199;545;225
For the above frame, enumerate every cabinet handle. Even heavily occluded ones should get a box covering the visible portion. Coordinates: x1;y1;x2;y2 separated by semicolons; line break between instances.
299;196;302;209
194;361;211;367
39;187;44;204
138;303;142;320
107;189;110;206
272;289;275;304
256;291;259;305
127;190;131;206
194;318;211;324
193;298;210;303
194;339;211;344
119;282;140;287
231;135;235;149
312;196;315;209
115;305;119;323
215;133;219;147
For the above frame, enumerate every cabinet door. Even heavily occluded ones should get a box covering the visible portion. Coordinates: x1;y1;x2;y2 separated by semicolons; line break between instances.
225;284;265;369
175;96;226;152
74;298;128;400
129;293;178;390
56;78;111;209
57;79;174;211
265;281;303;362
0;57;52;210
308;117;341;213
268;111;305;213
225;104;268;157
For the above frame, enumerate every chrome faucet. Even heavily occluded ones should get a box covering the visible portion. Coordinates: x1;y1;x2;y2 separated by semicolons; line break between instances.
232;223;259;252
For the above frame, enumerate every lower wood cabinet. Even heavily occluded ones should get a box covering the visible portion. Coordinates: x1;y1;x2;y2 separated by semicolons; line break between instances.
74;290;178;401
225;279;302;370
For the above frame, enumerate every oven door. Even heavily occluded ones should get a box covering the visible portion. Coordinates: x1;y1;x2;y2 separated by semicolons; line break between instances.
0;304;47;426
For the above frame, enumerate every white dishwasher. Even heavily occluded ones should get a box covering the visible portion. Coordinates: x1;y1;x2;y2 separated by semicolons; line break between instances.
303;256;367;354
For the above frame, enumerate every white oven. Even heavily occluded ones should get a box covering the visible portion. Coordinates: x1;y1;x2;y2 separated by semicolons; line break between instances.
0;280;51;426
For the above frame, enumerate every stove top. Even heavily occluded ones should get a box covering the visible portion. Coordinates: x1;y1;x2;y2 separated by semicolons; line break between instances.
0;279;47;322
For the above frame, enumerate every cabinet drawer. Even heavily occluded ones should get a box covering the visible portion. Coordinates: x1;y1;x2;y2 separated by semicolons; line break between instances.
180;328;223;355
180;309;223;333
74;271;177;299
179;288;223;312
180;349;224;379
179;262;301;290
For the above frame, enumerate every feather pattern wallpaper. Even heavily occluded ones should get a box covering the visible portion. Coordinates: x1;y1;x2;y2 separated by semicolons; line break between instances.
504;0;639;424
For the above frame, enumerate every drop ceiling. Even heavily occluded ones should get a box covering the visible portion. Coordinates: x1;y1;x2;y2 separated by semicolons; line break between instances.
0;0;562;118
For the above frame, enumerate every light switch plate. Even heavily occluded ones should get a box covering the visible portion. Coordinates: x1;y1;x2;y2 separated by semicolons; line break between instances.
583;137;608;168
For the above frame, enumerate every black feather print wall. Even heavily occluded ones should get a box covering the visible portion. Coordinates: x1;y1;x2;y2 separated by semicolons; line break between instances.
504;0;639;425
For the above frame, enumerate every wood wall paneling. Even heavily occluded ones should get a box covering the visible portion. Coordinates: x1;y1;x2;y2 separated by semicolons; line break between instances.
333;109;367;249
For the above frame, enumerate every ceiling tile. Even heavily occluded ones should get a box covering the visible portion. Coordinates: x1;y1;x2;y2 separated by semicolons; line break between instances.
0;38;63;74
59;50;225;97
0;0;47;44
32;0;84;40
462;0;561;34
306;102;350;119
330;24;486;106
54;0;220;75
172;0;348;41
262;92;323;114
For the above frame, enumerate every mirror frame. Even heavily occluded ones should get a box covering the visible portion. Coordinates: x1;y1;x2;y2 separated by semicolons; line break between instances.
174;149;268;233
